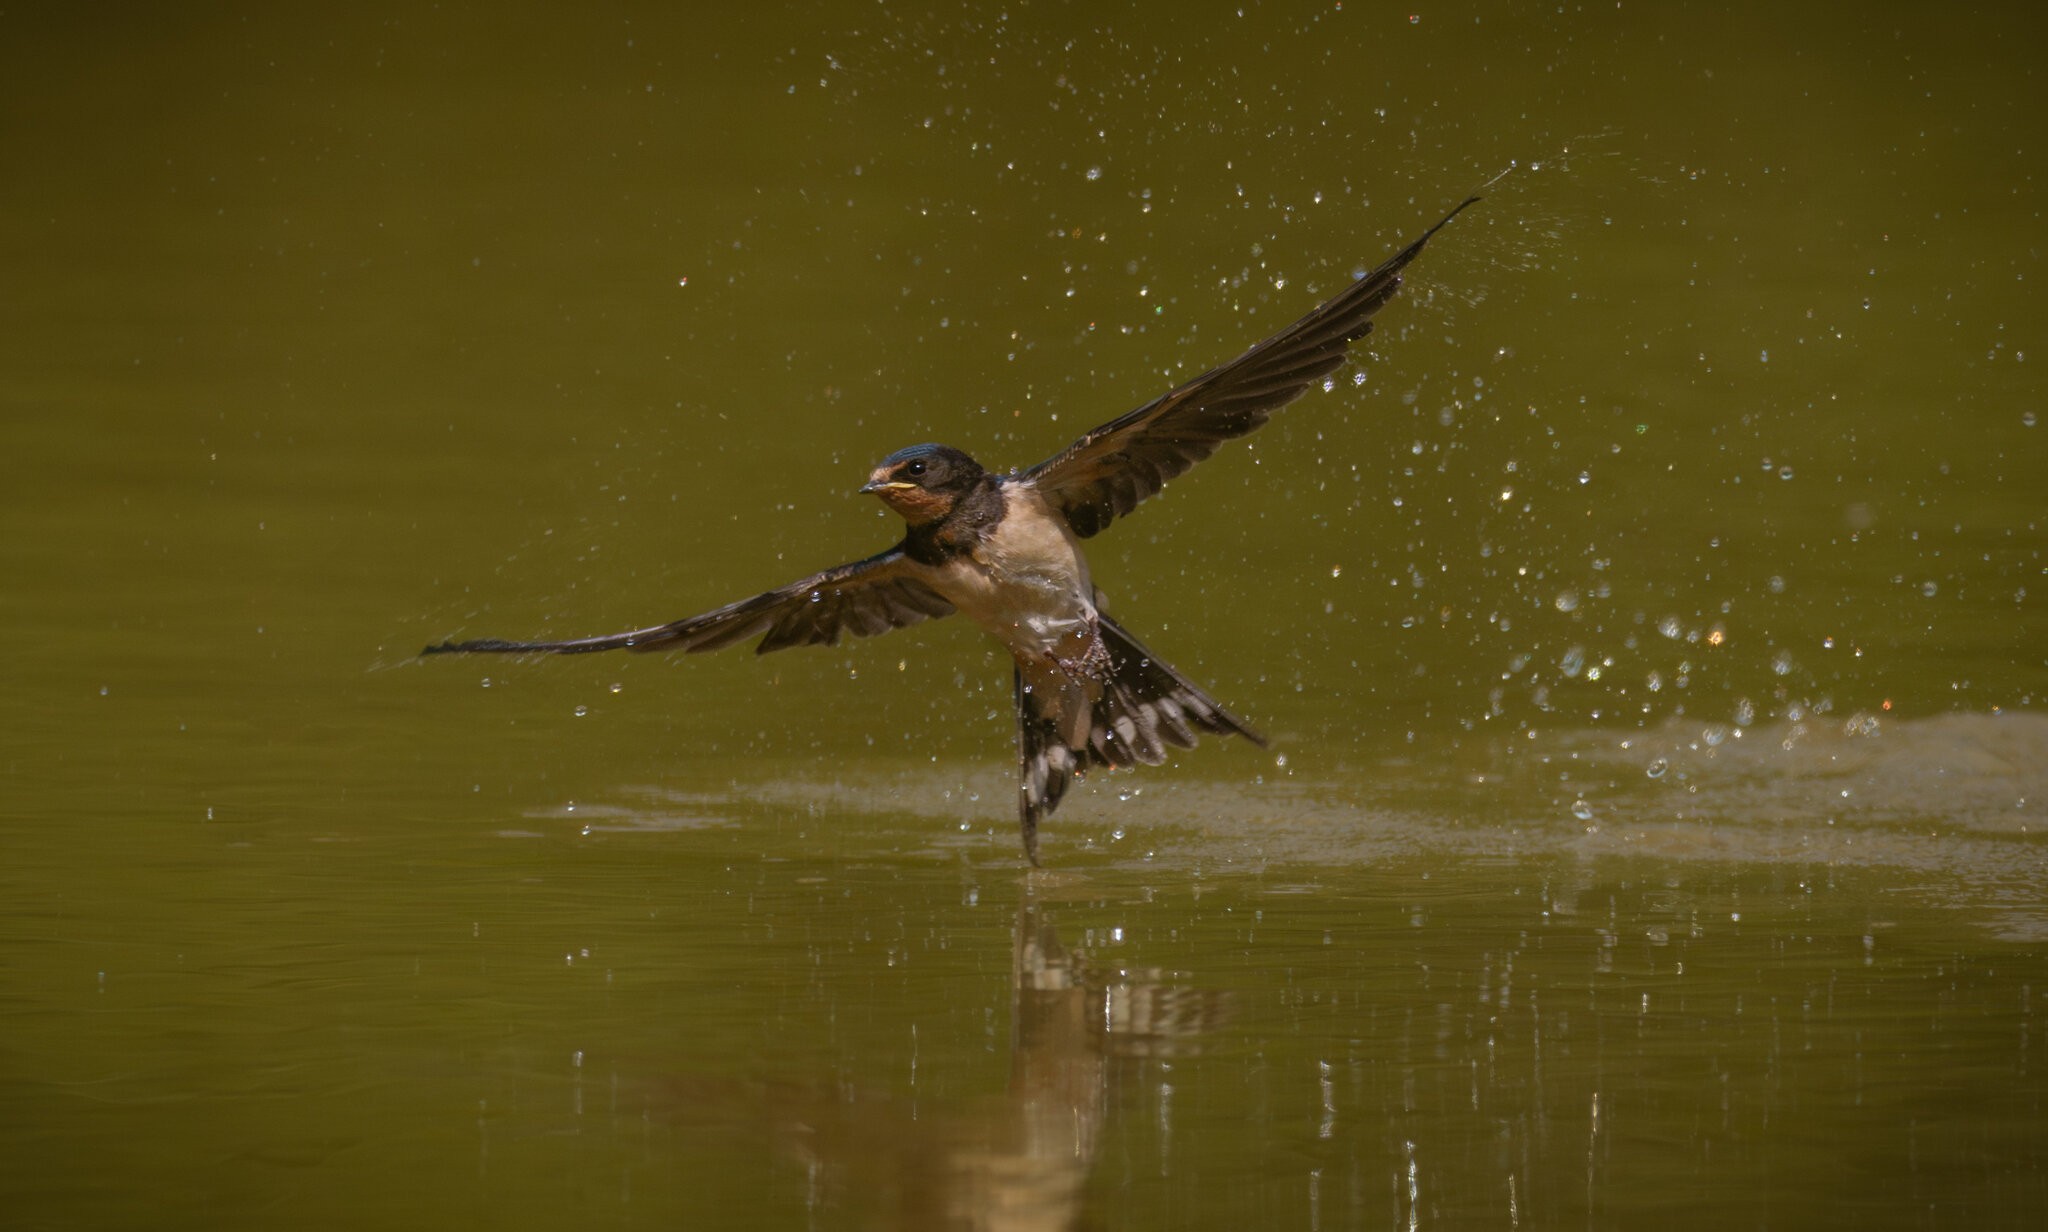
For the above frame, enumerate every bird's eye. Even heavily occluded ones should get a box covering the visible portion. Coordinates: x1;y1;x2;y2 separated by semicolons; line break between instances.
906;459;927;478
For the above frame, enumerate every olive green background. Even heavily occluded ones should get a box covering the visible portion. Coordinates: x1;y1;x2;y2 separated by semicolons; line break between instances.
4;3;2043;1227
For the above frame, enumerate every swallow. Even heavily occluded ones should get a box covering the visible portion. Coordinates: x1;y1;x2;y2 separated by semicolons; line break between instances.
426;196;1477;864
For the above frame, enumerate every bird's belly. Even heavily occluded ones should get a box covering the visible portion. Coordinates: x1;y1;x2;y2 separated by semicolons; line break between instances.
936;558;1094;658
961;580;1091;657
930;488;1096;660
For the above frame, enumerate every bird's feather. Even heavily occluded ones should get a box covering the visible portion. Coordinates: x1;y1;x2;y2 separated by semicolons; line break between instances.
1013;612;1262;865
1022;196;1479;538
422;547;954;658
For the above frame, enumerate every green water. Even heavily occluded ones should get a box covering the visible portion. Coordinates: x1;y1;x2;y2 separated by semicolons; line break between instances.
4;3;2043;1228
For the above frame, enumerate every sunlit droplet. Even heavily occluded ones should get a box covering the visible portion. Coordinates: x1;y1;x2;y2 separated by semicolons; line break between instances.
1646;757;1669;779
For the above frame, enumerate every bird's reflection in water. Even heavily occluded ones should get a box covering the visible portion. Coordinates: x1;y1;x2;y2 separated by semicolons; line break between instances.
649;888;1229;1230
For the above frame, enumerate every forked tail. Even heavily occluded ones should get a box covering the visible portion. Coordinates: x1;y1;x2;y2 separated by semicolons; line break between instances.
1014;614;1264;865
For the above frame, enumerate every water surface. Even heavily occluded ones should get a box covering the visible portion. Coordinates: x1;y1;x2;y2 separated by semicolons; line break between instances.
3;3;2043;1227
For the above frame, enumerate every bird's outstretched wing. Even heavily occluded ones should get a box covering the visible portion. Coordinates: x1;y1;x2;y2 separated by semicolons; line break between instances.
1022;196;1479;538
422;546;954;658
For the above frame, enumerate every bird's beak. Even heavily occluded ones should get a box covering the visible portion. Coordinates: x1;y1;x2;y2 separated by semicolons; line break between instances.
860;474;916;496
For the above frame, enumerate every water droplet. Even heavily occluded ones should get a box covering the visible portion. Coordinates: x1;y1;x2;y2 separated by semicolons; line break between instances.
608;682;623;694
573;704;588;717
2023;410;2037;427
1085;166;1102;181
1554;590;1580;613
1571;799;1594;821
1921;580;1939;598
1646;757;1669;779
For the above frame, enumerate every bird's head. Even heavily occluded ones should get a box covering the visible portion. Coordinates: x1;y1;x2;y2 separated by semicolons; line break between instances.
860;443;986;525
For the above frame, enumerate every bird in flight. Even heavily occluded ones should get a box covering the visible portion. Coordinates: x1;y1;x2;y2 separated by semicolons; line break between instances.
426;197;1478;864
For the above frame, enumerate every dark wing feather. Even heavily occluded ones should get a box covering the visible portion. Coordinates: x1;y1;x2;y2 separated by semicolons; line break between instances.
1023;197;1478;538
422;546;953;658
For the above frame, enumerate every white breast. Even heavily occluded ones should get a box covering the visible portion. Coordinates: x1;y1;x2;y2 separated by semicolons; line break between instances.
928;484;1096;660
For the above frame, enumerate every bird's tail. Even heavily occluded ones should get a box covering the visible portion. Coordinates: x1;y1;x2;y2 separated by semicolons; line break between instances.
1014;614;1264;865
